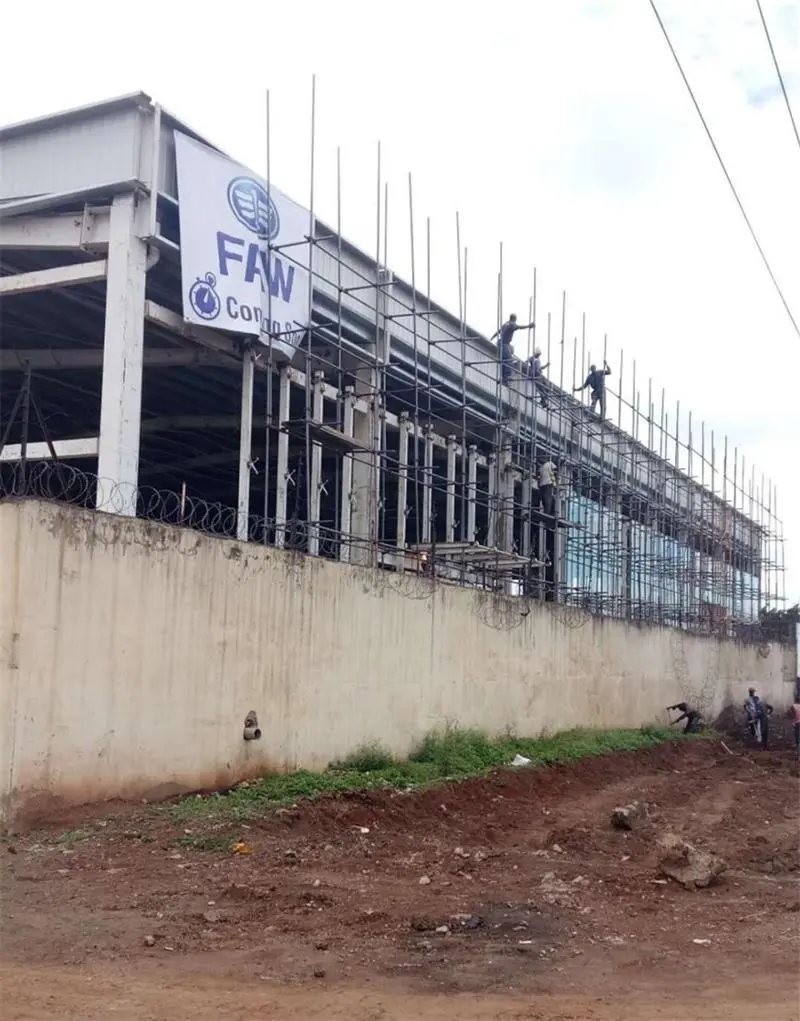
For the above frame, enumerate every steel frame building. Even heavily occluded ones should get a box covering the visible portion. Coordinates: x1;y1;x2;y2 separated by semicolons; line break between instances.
0;92;786;636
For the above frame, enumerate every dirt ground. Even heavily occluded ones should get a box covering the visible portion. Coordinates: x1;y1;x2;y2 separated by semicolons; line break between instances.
2;728;798;1021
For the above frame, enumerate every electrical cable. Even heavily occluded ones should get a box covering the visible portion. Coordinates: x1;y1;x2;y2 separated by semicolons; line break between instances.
649;0;800;340
754;0;800;154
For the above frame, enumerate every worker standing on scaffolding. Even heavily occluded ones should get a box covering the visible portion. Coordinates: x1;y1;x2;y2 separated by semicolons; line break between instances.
575;361;611;417
529;347;549;408
538;457;557;519
491;314;534;384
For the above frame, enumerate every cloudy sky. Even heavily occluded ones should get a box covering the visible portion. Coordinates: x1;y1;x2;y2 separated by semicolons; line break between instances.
3;0;799;600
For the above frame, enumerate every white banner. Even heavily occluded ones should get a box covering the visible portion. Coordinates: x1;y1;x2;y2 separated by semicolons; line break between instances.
174;132;310;360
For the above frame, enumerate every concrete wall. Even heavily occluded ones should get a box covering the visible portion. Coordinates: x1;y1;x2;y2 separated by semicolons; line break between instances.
1;499;794;828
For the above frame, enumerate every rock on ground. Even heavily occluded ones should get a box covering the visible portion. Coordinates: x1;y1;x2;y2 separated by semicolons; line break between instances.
611;801;643;830
658;833;726;889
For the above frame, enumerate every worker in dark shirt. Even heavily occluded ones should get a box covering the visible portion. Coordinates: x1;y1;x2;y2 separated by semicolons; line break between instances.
491;314;534;384
744;687;774;748
575;360;611;417
667;701;704;734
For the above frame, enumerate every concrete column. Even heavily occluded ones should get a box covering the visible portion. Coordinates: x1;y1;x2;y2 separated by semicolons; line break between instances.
236;351;255;541
97;192;147;513
538;521;547;596
396;412;410;554
421;425;434;544
499;440;514;552
339;386;356;562
308;371;325;556
554;522;565;602
552;471;565;601
445;435;457;543
350;388;378;568
676;523;689;626
274;366;291;548
486;453;497;547
466;445;477;543
521;470;532;558
622;518;632;615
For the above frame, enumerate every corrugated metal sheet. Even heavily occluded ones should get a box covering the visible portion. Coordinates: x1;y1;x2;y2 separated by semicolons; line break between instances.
0;107;147;202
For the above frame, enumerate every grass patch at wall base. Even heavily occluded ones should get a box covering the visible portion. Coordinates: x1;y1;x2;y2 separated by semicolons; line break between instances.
168;726;701;824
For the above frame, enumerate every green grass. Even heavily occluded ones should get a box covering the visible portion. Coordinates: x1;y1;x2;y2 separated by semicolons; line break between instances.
53;827;91;845
331;741;397;772
166;725;697;824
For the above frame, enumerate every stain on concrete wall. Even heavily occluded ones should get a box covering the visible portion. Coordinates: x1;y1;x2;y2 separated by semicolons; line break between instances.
0;499;793;828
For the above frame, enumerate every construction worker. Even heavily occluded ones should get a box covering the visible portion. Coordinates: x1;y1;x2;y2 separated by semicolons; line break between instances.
491;314;534;384
789;692;800;757
538;457;557;518
667;701;704;734
744;687;774;749
575;360;611;417
529;346;549;407
744;686;759;723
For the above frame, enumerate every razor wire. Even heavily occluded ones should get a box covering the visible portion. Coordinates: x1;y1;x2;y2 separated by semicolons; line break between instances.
0;459;792;645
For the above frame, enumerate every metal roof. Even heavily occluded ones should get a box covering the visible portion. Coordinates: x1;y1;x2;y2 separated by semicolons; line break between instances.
0;92;153;142
0;90;224;155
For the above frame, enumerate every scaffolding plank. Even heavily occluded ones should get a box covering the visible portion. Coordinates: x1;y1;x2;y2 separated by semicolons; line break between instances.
408;542;544;569
280;419;370;454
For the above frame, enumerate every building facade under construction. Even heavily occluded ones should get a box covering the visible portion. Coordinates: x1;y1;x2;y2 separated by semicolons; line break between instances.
0;93;786;640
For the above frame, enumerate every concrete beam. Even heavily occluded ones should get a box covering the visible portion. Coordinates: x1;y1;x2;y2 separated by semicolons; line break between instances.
0;259;107;297
0;209;110;252
141;413;265;434
0;178;144;221
1;347;225;372
0;437;99;462
145;300;239;358
147;451;237;477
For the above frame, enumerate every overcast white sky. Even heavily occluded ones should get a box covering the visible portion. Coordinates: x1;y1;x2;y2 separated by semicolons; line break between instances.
2;0;799;601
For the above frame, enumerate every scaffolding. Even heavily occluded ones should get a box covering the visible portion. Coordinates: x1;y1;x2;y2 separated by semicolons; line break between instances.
0;88;787;643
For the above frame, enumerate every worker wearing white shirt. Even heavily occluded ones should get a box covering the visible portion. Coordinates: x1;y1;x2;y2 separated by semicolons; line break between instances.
539;458;557;518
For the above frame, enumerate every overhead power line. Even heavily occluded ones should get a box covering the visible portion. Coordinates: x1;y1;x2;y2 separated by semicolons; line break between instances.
648;0;800;341
754;0;800;155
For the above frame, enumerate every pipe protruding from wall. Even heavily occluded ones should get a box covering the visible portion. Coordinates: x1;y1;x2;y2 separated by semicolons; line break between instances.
243;710;261;741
